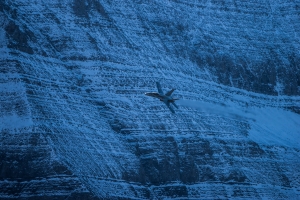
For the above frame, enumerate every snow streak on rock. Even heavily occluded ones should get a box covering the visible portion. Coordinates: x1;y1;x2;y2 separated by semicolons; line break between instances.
1;0;300;199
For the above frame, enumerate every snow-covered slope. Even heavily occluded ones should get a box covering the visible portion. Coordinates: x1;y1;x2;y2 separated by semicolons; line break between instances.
1;0;300;199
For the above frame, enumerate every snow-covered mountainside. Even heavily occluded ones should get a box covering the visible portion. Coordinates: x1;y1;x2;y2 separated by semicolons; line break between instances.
1;0;300;199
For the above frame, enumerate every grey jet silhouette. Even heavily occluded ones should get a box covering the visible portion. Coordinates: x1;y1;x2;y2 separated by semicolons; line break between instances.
145;82;179;113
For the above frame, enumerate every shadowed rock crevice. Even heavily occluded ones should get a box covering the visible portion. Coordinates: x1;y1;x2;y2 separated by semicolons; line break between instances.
190;50;300;95
0;133;98;199
5;21;34;54
220;170;248;183
73;0;109;19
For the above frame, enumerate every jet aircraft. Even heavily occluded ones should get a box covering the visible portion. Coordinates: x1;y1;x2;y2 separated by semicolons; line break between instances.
145;82;179;113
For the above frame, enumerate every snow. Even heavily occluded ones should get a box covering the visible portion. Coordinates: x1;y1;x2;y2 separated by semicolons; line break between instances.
178;98;300;148
248;107;300;148
0;114;33;130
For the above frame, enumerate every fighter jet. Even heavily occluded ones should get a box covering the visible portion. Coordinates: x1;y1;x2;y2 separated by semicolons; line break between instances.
145;82;179;113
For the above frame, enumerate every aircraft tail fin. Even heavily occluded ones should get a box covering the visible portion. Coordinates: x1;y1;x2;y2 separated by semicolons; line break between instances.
156;82;163;94
165;89;175;96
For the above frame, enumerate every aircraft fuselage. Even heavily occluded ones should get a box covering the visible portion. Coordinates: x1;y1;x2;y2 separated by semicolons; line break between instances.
144;92;176;102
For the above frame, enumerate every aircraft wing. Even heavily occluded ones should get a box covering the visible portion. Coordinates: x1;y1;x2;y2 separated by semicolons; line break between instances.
156;82;163;94
172;102;178;109
165;89;175;96
164;101;175;113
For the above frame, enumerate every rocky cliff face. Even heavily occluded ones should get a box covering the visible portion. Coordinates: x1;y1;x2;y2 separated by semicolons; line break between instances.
1;0;300;199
